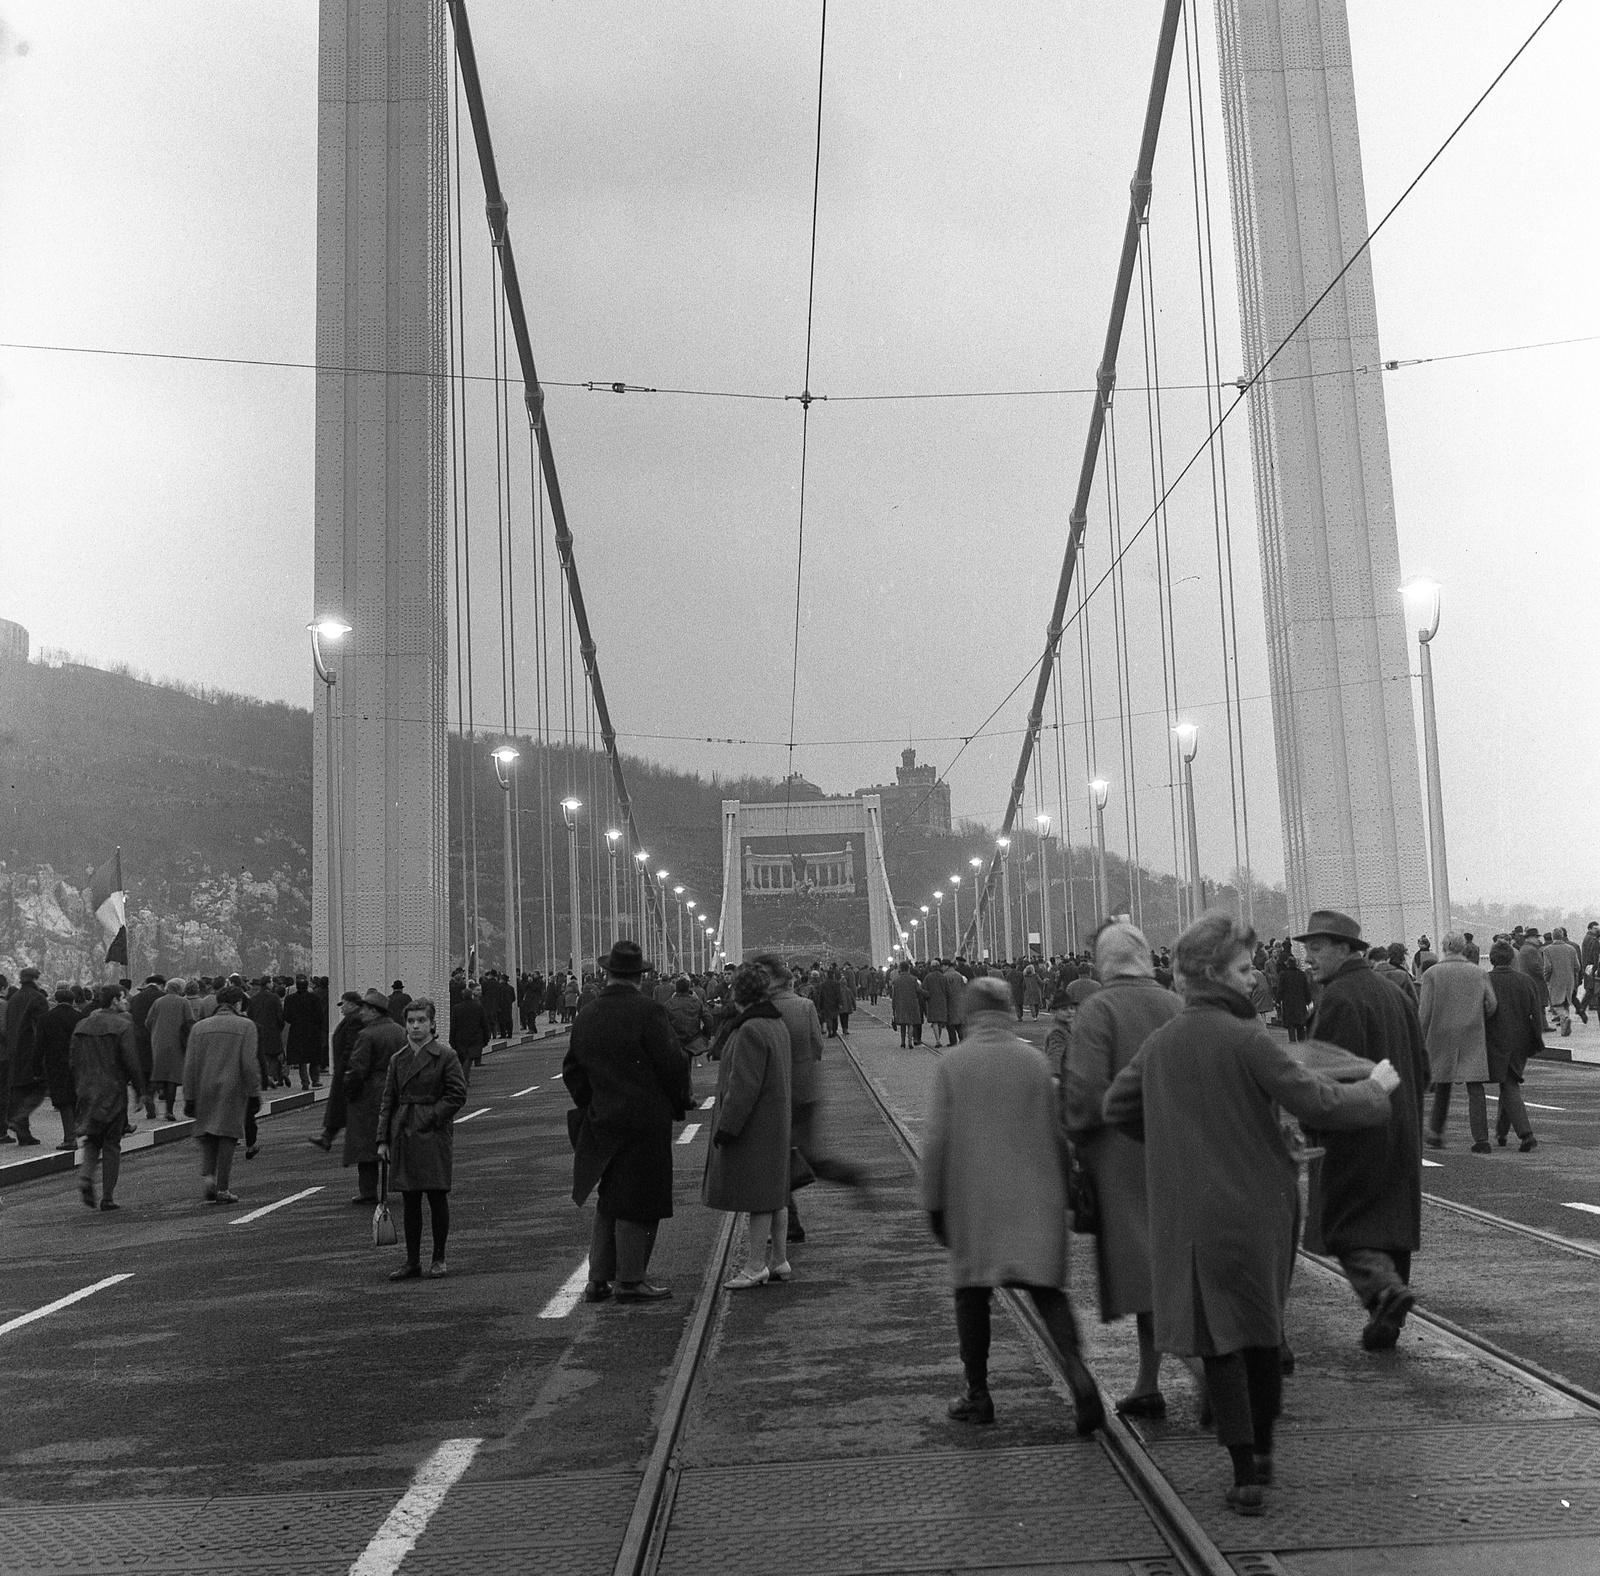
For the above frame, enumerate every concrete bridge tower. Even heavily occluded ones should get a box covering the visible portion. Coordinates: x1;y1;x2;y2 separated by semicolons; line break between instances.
312;0;451;1010
1215;0;1432;942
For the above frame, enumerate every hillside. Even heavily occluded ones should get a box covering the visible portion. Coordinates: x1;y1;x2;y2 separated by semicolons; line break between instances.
0;656;1318;981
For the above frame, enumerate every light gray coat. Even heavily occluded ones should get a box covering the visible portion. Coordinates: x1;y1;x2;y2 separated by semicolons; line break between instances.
1417;955;1496;1084
919;1015;1068;1289
146;993;191;1086
770;988;823;1109
182;1011;262;1141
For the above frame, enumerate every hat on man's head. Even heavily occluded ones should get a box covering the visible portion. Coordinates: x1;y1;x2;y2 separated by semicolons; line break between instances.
361;988;391;1012
600;939;647;977
1292;909;1363;945
19;967;40;983
339;990;364;1006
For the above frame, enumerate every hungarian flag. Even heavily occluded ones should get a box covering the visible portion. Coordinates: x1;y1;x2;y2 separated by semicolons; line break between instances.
89;850;129;966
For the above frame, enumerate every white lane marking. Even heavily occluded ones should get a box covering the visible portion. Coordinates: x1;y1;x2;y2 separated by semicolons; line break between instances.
455;1107;491;1124
1486;1094;1565;1111
231;1186;323;1225
700;1096;715;1110
677;1124;701;1144
348;1435;482;1576
538;1258;591;1319
1563;1203;1600;1217
1422;1159;1444;1168
512;1085;540;1097
0;1274;134;1338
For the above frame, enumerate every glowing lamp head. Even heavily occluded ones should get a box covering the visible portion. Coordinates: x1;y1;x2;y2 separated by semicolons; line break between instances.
561;797;581;812
934;890;943;901
970;857;982;871
950;874;961;887
657;870;668;882
1089;778;1109;810
674;885;684;897
605;828;620;848
309;618;351;642
1401;577;1443;641
1036;813;1051;835
635;850;648;864
492;745;520;765
996;836;1010;851
1174;723;1199;763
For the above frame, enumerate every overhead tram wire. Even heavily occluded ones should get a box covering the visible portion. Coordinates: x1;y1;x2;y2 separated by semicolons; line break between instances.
783;0;830;853
445;0;670;969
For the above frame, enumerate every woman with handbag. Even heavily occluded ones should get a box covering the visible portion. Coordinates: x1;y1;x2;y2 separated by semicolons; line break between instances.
703;964;793;1289
1061;922;1183;1419
377;998;468;1281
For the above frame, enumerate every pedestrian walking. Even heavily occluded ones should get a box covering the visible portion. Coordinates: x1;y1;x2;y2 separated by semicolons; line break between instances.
38;985;81;1151
1485;940;1543;1151
283;976;323;1089
1543;929;1581;1037
564;940;693;1304
70;985;145;1210
1062;923;1183;1417
1275;949;1312;1042
890;960;924;1048
922;976;1104;1434
182;986;262;1205
1418;934;1497;1153
343;990;407;1203
376;998;468;1280
1297;909;1429;1352
449;981;489;1085
145;979;191;1121
248;977;286;1089
1104;912;1398;1514
705;963;794;1289
308;990;365;1153
925;962;950;1047
4;966;49;1143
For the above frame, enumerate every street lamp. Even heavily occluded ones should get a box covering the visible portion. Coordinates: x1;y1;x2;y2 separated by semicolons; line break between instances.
686;899;697;973
1174;726;1203;926
996;837;1014;963
970;856;984;958
933;891;945;958
604;829;621;950
309;617;350;1053
1403;577;1450;946
560;797;582;976
673;885;686;973
656;870;670;972
1088;779;1109;922
910;917;920;961
948;874;961;959
634;850;649;945
1036;813;1054;959
920;906;931;963
492;746;520;982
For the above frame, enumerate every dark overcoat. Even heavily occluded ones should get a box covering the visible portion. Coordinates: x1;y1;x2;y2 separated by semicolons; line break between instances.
449;994;489;1064
1062;975;1182;1320
924;966;950;1024
38;1001;80;1109
564;982;692;1222
1103;985;1392;1355
889;969;924;1026
1303;956;1429;1255
1276;962;1312;1029
343;1017;406;1166
70;1008;144;1140
4;982;48;1087
377;1037;468;1192
283;988;323;1064
702;1003;792;1214
324;1011;363;1135
1485;966;1545;1084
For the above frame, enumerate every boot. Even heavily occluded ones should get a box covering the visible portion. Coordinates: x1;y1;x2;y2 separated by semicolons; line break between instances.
947;1383;994;1424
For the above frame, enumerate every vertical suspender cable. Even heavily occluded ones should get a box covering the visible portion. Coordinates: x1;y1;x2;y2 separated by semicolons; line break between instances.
959;0;1183;956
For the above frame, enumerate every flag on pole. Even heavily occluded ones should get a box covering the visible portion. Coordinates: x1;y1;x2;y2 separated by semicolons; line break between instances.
89;849;129;966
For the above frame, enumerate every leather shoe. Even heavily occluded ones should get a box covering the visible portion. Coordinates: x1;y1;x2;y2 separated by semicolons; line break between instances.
582;1281;613;1304
427;1260;449;1279
1226;1484;1264;1517
307;1134;333;1152
1073;1386;1106;1437
389;1263;423;1281
614;1281;672;1302
787;1222;806;1242
947;1385;994;1425
1115;1390;1167;1420
1471;1141;1492;1154
351;1195;378;1206
1520;1136;1538;1153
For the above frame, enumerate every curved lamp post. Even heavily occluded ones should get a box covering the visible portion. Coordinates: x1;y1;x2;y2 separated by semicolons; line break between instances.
309;617;350;1046
1088;779;1109;921
492;746;520;981
1035;813;1053;959
634;850;649;945
560;797;582;976
656;870;670;972
948;875;961;959
1174;725;1203;926
996;837;1014;962
969;856;984;959
604;829;621;951
1403;577;1449;946
933;890;944;958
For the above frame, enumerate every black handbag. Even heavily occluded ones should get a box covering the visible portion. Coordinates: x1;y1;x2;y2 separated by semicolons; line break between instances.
1065;1145;1099;1235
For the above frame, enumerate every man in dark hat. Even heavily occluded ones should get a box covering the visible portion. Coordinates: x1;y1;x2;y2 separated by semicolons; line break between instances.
1296;909;1430;1352
563;940;693;1304
342;990;406;1203
308;990;366;1153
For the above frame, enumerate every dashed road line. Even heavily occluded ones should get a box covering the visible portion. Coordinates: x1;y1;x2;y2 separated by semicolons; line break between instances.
1563;1203;1600;1217
348;1436;482;1576
512;1084;540;1097
538;1258;591;1319
231;1187;324;1225
1;1273;134;1337
699;1096;715;1110
456;1107;491;1124
677;1124;702;1145
1487;1093;1566;1111
1422;1158;1444;1168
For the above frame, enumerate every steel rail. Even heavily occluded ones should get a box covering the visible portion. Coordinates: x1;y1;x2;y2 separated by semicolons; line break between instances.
611;1211;738;1576
835;1033;1235;1576
962;0;1184;956
1422;1189;1600;1265
446;0;673;961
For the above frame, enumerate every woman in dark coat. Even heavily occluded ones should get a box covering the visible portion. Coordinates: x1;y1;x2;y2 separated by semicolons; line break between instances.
1062;923;1183;1416
1105;913;1399;1516
1275;948;1312;1041
448;984;489;1084
343;994;406;1203
38;987;82;1151
704;963;792;1289
377;998;468;1280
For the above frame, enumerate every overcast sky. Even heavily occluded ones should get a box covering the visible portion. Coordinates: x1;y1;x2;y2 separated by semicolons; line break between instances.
1;1;1595;910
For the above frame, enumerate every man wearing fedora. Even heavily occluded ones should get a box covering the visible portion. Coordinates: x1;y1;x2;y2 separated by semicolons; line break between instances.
563;940;694;1304
1296;909;1430;1352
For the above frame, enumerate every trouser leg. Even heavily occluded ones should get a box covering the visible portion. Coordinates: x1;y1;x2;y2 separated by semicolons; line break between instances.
1338;1247;1406;1311
954;1286;993;1390
1202;1353;1254;1447
615;1218;659;1283
214;1137;237;1191
81;1137;101;1192
101;1137;122;1202
839;1013;850;1035
1024;1285;1084;1362
402;1192;423;1264
1241;1345;1282;1457
427;1190;449;1259
58;1104;78;1147
357;1160;379;1200
199;1133;217;1179
1428;1083;1451;1136
1466;1082;1488;1144
1499;1080;1533;1139
589;1207;619;1284
244;1100;258;1148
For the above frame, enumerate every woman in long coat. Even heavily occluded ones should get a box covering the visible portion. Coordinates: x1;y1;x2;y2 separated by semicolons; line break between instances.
1104;913;1398;1515
1021;965;1044;1018
703;963;792;1288
924;963;950;1046
921;977;1102;1433
1062;923;1181;1416
1275;950;1312;1041
1418;933;1497;1151
377;998;468;1280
